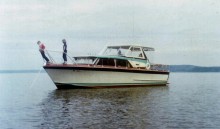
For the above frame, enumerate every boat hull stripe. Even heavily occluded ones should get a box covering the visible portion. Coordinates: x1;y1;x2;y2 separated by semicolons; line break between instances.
44;66;169;75
55;82;168;89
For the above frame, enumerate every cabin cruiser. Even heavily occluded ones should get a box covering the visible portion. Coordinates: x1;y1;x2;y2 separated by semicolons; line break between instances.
43;45;169;89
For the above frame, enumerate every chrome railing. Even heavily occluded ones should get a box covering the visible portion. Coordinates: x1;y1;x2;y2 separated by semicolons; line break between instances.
45;50;76;64
150;64;169;71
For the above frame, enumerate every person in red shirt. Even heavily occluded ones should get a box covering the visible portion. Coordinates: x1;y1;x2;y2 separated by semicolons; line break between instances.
37;41;50;64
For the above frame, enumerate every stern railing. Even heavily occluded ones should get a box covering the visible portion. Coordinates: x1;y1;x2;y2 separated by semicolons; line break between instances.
150;64;169;71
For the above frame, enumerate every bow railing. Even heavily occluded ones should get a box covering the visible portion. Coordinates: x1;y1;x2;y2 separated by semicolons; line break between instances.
44;49;76;64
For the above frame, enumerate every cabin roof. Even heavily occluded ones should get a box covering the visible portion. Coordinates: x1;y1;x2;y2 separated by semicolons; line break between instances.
106;45;155;51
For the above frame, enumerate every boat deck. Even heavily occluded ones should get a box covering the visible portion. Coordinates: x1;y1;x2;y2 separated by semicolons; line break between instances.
44;63;169;74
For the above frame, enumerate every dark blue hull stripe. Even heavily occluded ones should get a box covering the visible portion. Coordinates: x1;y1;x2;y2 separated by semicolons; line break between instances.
44;66;169;75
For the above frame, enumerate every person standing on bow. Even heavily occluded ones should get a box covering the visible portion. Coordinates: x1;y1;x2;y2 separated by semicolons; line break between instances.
62;39;67;64
37;41;50;64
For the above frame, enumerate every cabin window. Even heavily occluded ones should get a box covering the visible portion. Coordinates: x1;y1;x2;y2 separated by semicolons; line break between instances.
97;58;115;66
116;59;132;68
96;58;132;68
127;47;143;58
102;46;130;56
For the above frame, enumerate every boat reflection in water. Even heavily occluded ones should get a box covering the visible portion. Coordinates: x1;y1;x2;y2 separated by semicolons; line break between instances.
43;45;169;89
36;86;169;128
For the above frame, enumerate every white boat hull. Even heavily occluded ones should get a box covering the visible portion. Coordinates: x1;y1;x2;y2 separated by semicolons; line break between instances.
44;66;169;89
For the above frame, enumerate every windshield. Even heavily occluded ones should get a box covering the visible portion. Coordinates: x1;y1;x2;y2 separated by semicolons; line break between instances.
102;46;130;56
101;46;147;59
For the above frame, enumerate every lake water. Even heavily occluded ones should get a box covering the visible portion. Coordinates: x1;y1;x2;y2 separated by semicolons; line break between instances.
0;73;220;129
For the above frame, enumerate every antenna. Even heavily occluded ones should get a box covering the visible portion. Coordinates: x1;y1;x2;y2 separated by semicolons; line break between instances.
132;0;135;43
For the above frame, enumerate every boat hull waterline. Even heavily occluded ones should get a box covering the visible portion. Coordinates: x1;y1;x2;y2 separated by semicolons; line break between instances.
44;65;169;89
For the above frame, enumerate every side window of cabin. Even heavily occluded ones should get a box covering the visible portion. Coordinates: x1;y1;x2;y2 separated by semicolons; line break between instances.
116;59;132;68
97;58;115;66
96;59;132;68
128;47;143;58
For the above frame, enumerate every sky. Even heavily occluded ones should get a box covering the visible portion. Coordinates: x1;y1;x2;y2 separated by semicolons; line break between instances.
0;0;220;69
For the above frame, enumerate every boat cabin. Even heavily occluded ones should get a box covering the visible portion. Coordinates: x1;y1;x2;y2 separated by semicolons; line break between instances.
74;45;154;69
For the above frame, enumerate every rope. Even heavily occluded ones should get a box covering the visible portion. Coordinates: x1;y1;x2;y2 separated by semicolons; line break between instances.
45;50;55;63
29;66;43;89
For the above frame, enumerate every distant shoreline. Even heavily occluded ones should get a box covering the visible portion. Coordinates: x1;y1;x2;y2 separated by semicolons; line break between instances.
169;65;220;72
0;70;46;73
1;65;220;73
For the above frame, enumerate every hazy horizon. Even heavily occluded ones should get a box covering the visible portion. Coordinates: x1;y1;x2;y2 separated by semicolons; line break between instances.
1;0;220;70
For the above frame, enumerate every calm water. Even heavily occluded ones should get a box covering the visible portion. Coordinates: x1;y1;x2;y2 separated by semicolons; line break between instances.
0;73;220;129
